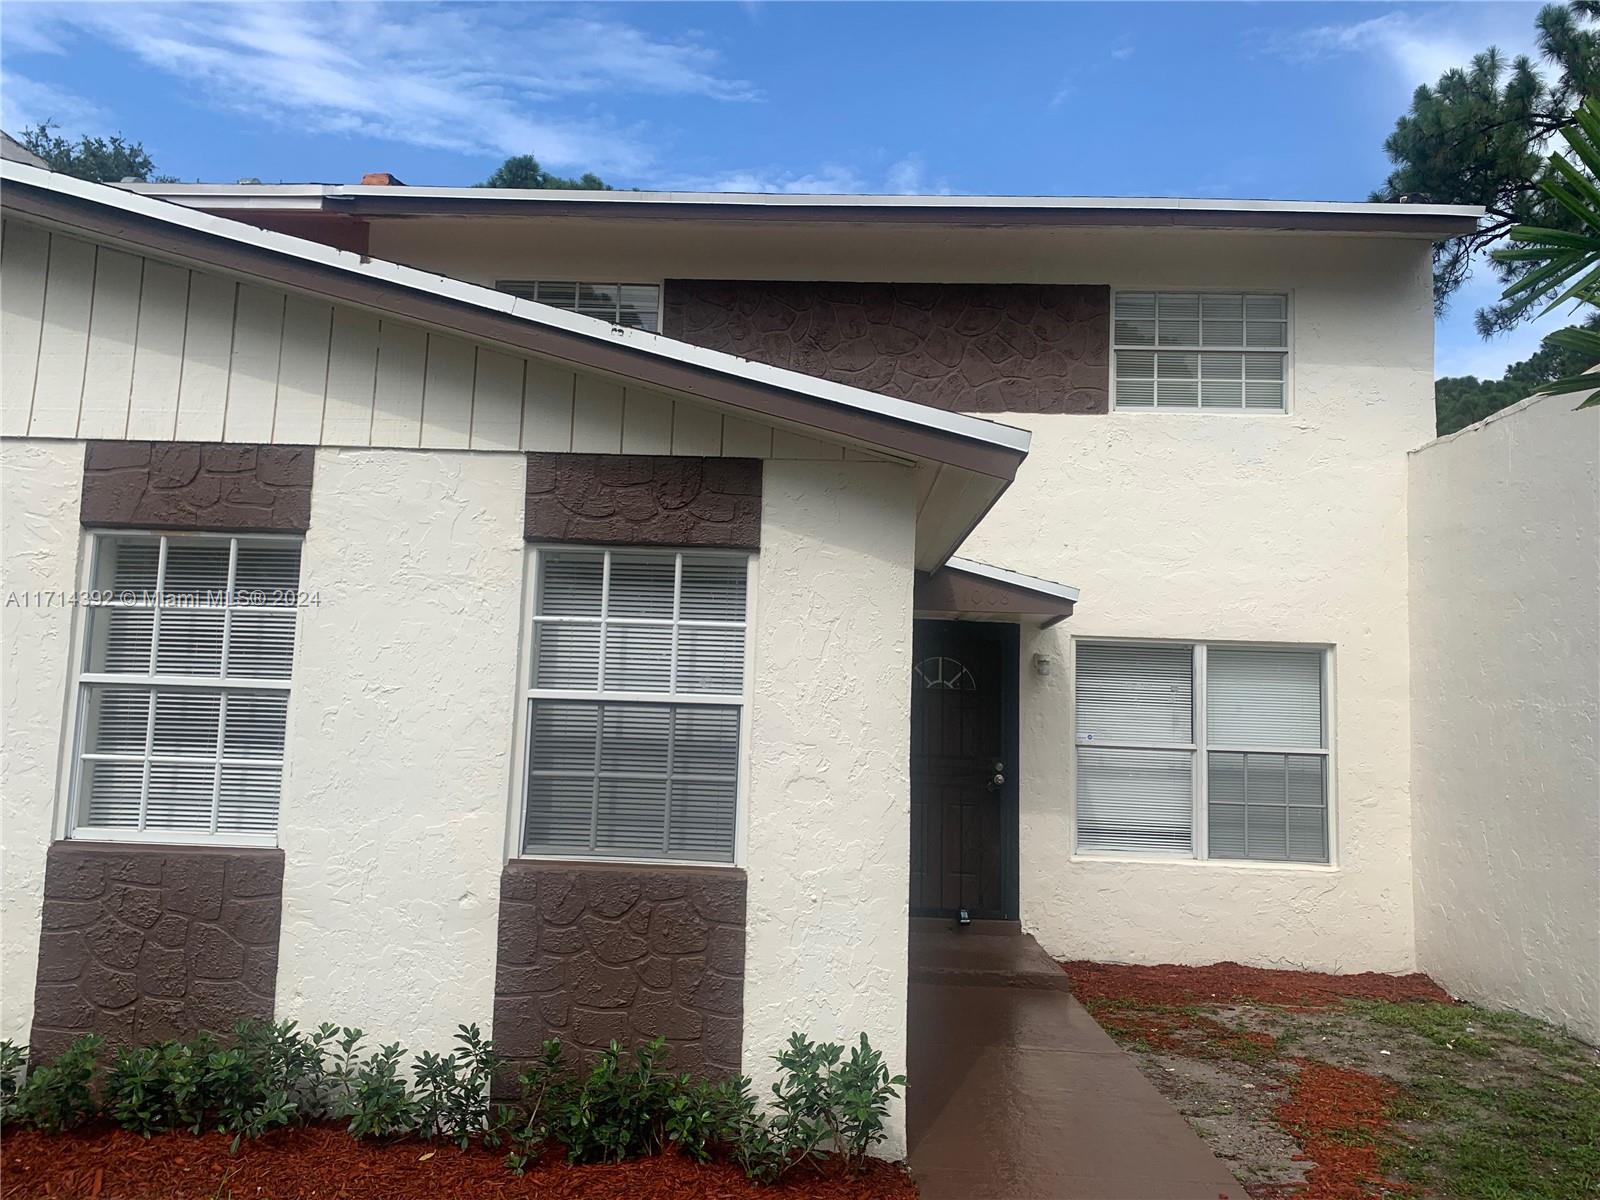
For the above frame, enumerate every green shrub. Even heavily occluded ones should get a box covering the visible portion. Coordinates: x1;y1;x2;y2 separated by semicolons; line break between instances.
412;1024;502;1148
340;1038;414;1138
15;1034;101;1132
665;1074;754;1163
0;1040;28;1126
502;1039;575;1173
741;1032;907;1180
555;1037;678;1163
8;1018;908;1184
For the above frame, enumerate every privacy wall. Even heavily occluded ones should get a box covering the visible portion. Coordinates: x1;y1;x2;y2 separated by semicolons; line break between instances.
1408;394;1600;1044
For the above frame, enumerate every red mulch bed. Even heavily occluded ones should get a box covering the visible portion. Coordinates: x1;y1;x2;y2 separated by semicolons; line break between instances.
1264;1059;1409;1200
1061;960;1451;1010
1063;960;1447;1200
0;1125;919;1200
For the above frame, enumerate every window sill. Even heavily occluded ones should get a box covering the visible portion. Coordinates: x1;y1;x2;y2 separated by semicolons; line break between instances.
1069;852;1337;873
510;853;743;873
69;828;278;850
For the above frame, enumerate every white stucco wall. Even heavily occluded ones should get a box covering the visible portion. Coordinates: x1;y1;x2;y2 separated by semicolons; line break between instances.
1408;394;1600;1043
959;238;1435;973
744;459;917;1158
275;447;526;1050
0;438;84;1045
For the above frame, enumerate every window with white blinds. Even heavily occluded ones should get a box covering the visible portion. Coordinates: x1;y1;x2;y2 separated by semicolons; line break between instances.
1075;641;1329;863
522;547;747;863
497;281;661;332
1113;292;1289;411
71;533;302;844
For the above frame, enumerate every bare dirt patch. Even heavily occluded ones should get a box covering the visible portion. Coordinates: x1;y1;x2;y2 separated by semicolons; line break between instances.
1063;962;1599;1200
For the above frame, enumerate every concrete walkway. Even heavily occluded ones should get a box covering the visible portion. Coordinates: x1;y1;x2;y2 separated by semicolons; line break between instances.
907;923;1246;1200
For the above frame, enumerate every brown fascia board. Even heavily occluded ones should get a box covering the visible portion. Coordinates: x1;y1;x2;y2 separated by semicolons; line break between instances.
914;565;1075;625
327;194;1482;238
2;182;1024;482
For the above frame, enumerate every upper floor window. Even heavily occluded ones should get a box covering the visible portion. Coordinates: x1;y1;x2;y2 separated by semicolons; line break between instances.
1113;292;1289;412
520;547;748;864
498;281;661;332
70;533;303;845
1074;640;1329;863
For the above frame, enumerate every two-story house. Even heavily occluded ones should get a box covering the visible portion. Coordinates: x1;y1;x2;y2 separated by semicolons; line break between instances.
0;158;1488;1154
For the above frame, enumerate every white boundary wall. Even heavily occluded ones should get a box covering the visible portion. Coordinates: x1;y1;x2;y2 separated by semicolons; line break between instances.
1408;393;1600;1043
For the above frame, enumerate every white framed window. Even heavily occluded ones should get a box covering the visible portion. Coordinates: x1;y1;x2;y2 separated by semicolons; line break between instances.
498;281;661;332
68;532;303;845
518;546;749;864
1112;292;1289;411
1074;640;1330;863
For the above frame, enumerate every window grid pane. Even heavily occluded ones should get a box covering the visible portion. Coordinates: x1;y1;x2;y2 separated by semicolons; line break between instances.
498;281;661;333
1076;641;1329;864
525;548;746;863
1114;292;1288;411
73;534;299;840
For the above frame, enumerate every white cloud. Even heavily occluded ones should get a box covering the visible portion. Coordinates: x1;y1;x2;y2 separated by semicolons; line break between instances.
1272;6;1542;90
1;1;757;173
663;154;949;196
0;72;103;137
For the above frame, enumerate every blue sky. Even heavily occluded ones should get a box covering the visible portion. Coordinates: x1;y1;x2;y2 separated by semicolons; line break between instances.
0;1;1575;379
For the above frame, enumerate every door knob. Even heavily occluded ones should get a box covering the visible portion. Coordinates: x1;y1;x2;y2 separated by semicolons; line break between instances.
989;772;1005;790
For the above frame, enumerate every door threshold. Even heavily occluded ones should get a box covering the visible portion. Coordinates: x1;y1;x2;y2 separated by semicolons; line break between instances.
910;916;1022;936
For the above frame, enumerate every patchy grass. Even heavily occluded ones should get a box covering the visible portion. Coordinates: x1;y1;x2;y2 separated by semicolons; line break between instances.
1065;962;1600;1200
1354;1002;1600;1200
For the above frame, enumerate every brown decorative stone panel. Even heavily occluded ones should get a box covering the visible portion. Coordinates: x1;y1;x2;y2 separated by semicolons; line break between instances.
81;441;314;532
493;860;746;1079
30;842;284;1062
664;280;1110;414
525;453;761;549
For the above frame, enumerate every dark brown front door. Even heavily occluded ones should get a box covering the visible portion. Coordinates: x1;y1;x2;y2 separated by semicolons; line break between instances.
909;620;1018;920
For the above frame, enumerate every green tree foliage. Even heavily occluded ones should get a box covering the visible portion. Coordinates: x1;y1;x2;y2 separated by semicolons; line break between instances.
17;122;172;184
1435;312;1600;433
1374;2;1600;333
477;154;610;191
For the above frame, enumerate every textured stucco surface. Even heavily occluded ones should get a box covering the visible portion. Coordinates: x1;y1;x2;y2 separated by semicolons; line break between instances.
958;238;1437;973
524;453;761;548
663;280;1108;414
745;459;917;1157
31;842;283;1061
275;447;525;1048
0;437;85;1046
493;860;746;1079
81;441;314;532
1409;395;1600;1043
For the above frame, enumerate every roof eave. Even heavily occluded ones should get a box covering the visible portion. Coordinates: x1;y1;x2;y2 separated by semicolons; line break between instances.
4;164;1027;485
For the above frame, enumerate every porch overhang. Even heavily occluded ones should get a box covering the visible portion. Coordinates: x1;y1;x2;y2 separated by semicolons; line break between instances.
913;557;1078;627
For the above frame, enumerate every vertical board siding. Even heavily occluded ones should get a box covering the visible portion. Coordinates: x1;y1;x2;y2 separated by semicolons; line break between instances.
371;321;428;447
322;307;380;446
29;234;96;437
273;297;333;443
722;416;775;458
174;273;237;441
470;350;523;450
671;402;724;455
621;388;674;453
126;261;190;440
571;375;624;452
78;248;143;438
420;334;475;449
4;232;870;462
523;360;575;451
222;285;284;442
1;221;50;436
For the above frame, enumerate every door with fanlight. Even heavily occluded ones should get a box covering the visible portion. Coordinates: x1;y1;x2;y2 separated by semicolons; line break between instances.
908;620;1018;919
